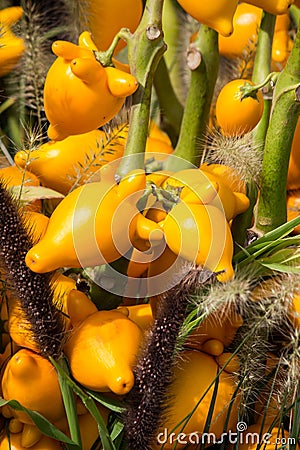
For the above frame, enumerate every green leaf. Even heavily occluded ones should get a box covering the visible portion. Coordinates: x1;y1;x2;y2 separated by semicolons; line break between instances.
259;262;300;274
0;397;79;449
85;390;126;413
55;357;82;448
109;418;125;441
234;216;300;264
50;358;116;450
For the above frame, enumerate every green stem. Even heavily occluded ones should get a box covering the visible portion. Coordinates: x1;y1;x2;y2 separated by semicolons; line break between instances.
116;0;166;179
252;12;276;147
256;22;300;233
232;13;276;245
53;356;82;448
153;56;183;146
162;0;190;105
290;5;300;28
165;25;219;171
95;29;131;67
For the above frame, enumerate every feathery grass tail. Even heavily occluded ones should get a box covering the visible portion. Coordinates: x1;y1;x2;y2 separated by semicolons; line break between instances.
123;266;216;449
0;181;65;357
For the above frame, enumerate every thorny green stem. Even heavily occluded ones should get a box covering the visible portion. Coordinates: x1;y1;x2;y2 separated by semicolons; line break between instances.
153;56;183;146
232;13;276;246
116;0;166;179
162;0;190;105
257;22;300;233
252;12;276;146
290;5;300;28
165;25;219;171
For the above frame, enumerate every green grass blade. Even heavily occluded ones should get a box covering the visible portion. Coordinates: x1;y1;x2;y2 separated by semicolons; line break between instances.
50;357;116;450
85;389;126;414
54;357;82;448
289;382;300;450
199;373;219;450
0;398;79;449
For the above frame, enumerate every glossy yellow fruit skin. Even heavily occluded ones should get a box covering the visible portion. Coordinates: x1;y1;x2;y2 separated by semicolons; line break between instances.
219;3;262;58
243;0;293;15
15;126;172;195
154;350;240;449
216;79;264;136
0;7;25;77
14;129;124;195
162;202;234;282
176;0;239;36
44;35;138;141
163;168;249;221
117;303;154;331
25;169;163;273
64;298;143;395
200;163;246;193
1;349;65;425
85;0;143;53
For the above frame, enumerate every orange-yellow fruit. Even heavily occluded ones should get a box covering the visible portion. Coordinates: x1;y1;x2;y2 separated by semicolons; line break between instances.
64;303;143;395
1;349;65;425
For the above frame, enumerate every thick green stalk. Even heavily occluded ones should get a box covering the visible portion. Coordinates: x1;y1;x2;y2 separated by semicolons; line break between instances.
290;5;300;28
153;56;184;145
116;0;166;179
162;0;190;105
232;13;275;246
252;12;276;145
165;25;219;171
256;22;300;233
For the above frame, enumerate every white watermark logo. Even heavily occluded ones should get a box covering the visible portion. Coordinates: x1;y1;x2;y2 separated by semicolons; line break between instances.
157;422;296;446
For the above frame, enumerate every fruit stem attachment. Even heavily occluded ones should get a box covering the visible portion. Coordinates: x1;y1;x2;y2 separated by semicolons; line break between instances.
116;0;166;180
164;25;219;171
94;29;132;67
256;21;300;233
240;72;279;100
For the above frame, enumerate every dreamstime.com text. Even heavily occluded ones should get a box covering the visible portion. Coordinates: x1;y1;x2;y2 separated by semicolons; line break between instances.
157;422;297;447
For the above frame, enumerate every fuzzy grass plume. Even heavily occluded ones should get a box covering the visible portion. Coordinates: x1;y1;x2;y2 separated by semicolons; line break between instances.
123;266;216;450
203;129;263;186
0;180;65;357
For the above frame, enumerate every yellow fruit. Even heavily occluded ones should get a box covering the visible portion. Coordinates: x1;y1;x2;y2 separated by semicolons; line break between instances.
1;349;65;425
0;432;62;450
186;307;243;352
162;202;235;282
117;303;153;331
154;350;240;449
14;129;125;195
64;297;143;395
